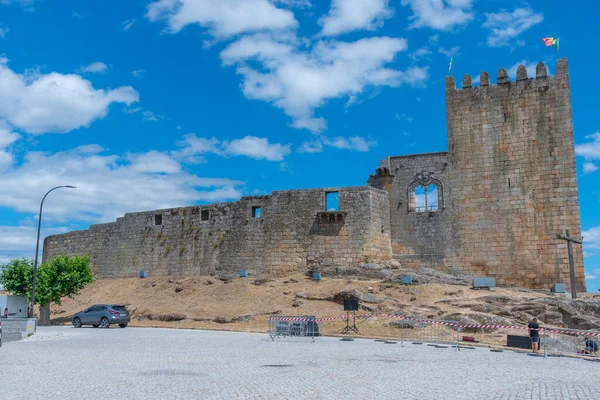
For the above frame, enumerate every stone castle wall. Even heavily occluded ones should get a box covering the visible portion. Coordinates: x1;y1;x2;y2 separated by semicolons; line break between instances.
445;59;584;291
43;187;392;279
43;59;585;290
368;59;585;291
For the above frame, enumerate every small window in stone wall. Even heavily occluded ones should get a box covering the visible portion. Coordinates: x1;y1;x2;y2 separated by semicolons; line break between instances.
154;214;162;226
252;206;261;218
201;210;209;221
412;184;439;212
408;172;444;213
326;191;339;211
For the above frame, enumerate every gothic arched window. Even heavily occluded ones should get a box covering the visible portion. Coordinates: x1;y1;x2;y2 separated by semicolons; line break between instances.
408;171;444;213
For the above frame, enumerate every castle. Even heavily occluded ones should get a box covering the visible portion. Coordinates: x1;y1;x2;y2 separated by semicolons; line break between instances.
43;59;586;291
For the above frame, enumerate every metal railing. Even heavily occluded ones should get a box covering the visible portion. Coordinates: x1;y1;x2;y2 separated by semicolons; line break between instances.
414;205;439;212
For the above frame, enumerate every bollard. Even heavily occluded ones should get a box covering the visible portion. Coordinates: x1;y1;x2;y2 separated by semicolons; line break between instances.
543;328;547;359
456;327;461;351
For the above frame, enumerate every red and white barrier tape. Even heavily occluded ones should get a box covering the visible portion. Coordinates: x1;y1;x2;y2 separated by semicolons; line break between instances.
269;314;600;337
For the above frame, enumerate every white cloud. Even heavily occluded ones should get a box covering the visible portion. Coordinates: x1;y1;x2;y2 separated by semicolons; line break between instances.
0;225;69;252
583;162;598;174
507;60;537;79
72;12;87;19
123;18;137;31
132;69;147;78
222;34;426;133
273;0;311;8
81;61;108;73
401;0;474;31
223;136;291;161
428;34;439;43
0;120;19;169
576;133;600;160
409;46;432;61
395;112;413;122
175;134;222;162
0;25;8;38
587;274;598;280
0;144;244;224
583;226;600;252
175;134;291;162
323;135;376;152
482;7;543;47
126;150;182;174
123;106;142;114
0;61;138;134
318;0;393;36
297;140;323;154
146;0;298;38
142;110;165;122
439;46;460;57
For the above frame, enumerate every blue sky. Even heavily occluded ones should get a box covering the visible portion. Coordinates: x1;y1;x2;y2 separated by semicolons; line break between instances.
0;0;599;292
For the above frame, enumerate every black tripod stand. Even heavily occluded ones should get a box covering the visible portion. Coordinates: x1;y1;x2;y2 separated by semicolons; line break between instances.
341;310;360;334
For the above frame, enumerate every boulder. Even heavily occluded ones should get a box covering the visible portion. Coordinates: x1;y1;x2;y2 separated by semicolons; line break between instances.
569;315;600;330
292;300;304;307
231;315;254;323
254;278;273;286
538;311;564;326
147;313;186;322
212;316;230;324
332;289;362;304
360;293;387;304
295;292;334;301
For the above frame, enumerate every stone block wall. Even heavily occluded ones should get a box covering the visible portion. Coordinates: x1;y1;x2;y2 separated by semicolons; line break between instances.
368;152;452;269
43;187;392;278
1;318;37;342
444;58;584;290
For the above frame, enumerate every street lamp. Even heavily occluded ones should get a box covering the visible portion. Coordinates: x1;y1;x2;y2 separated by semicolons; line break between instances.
30;185;76;318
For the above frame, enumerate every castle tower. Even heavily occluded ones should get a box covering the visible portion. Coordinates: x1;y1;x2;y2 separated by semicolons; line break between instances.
445;59;585;291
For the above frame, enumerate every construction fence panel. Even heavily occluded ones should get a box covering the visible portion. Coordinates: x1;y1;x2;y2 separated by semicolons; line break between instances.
268;316;322;342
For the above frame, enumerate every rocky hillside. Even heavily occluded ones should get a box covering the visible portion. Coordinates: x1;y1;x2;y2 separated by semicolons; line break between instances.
45;267;600;338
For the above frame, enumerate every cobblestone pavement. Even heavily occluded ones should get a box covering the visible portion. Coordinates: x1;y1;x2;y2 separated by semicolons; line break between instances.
0;327;598;399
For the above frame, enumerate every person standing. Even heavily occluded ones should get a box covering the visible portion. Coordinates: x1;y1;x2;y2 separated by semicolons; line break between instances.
528;318;540;353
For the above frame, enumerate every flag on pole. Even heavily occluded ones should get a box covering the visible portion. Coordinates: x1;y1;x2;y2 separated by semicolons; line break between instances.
542;37;559;50
447;56;453;75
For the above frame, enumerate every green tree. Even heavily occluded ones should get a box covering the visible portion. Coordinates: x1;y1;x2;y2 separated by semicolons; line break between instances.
0;255;94;325
0;258;34;299
36;255;94;325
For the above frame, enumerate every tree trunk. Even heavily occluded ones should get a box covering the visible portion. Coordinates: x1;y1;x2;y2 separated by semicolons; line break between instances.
38;303;51;326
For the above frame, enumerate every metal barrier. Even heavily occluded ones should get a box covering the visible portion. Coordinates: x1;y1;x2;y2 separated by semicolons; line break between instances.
267;313;600;357
544;327;600;358
395;317;461;349
268;316;321;343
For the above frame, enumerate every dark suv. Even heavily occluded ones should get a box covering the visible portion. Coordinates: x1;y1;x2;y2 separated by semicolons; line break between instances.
72;304;130;329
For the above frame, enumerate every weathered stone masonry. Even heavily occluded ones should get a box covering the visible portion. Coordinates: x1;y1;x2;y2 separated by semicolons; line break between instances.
43;187;392;279
44;59;585;290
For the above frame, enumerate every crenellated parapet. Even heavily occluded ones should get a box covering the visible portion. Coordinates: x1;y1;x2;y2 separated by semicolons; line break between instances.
445;58;569;91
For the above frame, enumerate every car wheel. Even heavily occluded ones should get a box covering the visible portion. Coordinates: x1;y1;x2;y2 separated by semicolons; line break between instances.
100;317;110;328
119;323;128;328
73;317;82;328
92;324;99;328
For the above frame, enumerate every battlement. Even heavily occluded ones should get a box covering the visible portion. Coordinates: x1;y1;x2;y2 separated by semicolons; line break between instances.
445;58;569;91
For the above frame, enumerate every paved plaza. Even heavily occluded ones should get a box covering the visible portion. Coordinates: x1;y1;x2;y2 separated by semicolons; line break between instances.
0;327;599;399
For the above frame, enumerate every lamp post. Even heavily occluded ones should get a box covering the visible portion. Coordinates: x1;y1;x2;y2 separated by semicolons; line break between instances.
30;185;76;318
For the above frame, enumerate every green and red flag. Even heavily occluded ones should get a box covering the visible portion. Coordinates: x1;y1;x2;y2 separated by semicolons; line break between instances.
542;37;559;50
